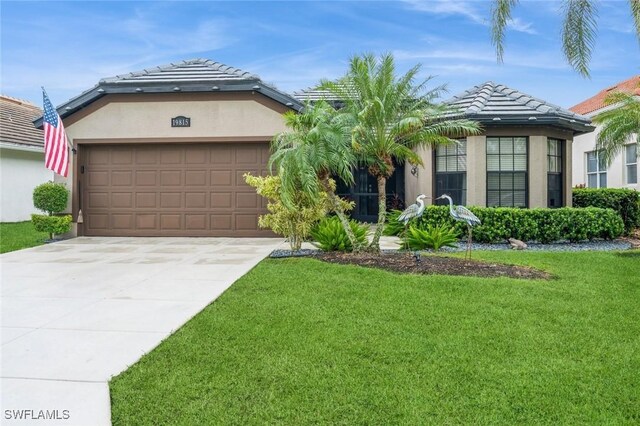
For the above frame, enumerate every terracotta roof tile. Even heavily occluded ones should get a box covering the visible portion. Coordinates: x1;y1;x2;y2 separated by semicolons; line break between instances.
569;75;640;115
0;95;43;149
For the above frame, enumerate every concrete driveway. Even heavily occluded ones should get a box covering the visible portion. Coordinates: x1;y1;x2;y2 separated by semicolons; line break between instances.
1;237;284;425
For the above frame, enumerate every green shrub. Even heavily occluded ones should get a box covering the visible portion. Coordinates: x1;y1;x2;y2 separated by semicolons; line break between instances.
385;205;624;243
244;174;328;251
31;214;72;240
311;216;369;251
383;210;406;236
573;188;640;234
402;224;459;251
33;182;69;215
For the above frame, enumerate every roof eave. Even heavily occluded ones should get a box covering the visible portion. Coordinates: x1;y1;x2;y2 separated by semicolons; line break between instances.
33;80;303;129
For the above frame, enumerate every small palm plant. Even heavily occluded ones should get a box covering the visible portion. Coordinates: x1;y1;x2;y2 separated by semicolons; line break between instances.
269;101;362;250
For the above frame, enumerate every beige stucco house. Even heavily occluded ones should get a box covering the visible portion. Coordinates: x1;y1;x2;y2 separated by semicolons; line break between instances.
570;76;638;191
1;95;53;222
36;59;594;236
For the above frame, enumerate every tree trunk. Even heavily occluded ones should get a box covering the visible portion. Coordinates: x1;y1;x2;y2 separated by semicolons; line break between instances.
320;177;362;252
369;175;387;252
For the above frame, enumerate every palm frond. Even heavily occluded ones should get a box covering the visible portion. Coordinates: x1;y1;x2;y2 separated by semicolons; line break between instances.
593;90;640;166
630;0;640;45
491;0;519;63
562;0;598;78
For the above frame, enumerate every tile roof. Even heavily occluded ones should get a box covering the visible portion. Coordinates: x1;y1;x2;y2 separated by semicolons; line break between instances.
34;59;302;128
445;81;594;134
100;59;258;84
569;75;640;115
293;87;341;102
0;95;43;149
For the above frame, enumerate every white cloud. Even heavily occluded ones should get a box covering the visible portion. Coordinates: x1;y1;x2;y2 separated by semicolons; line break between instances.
507;17;537;35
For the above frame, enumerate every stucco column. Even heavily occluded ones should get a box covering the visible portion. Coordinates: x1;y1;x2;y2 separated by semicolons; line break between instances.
466;135;486;206
406;146;434;206
529;136;547;208
564;138;573;207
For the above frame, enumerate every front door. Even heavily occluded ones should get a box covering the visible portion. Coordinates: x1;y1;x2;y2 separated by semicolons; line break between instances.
336;163;405;222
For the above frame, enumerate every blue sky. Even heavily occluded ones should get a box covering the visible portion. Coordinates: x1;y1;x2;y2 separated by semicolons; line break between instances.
2;1;638;110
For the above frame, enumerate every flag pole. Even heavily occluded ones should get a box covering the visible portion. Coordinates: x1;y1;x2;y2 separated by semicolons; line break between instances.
42;87;76;153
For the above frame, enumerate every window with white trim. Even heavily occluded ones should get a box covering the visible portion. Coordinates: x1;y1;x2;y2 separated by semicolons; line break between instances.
586;151;607;188
626;144;637;185
547;138;563;208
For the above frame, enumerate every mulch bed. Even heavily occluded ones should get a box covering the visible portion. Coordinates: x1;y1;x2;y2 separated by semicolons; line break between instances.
315;251;551;280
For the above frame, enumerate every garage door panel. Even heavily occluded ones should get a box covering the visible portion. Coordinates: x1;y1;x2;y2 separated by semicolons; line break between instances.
160;214;181;230
235;214;258;230
160;170;182;186
136;193;157;208
186;214;207;230
112;171;133;186
211;170;232;186
136;214;157;229
185;170;207;186
185;192;207;208
160;193;182;208
89;171;109;186
135;149;158;165
136;171;157;186
82;143;271;237
211;192;232;208
112;214;134;229
111;193;133;208
236;192;258;209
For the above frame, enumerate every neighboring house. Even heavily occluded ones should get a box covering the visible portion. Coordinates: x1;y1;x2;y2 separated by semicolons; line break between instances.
35;59;594;235
298;82;593;221
0;95;53;222
570;75;639;191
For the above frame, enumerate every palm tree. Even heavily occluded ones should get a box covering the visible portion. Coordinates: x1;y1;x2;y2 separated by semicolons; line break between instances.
593;90;640;166
269;100;362;250
321;53;482;251
491;0;640;77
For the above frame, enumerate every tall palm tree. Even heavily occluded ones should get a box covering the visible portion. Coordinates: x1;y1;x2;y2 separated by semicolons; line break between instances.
321;53;482;251
593;91;640;165
269;100;362;250
491;0;640;77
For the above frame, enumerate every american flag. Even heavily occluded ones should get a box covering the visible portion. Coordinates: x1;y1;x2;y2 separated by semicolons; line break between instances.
42;90;69;177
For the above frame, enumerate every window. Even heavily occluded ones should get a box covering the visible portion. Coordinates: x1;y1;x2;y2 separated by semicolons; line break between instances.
547;138;563;208
586;151;607;188
626;144;638;185
486;137;528;207
435;139;466;205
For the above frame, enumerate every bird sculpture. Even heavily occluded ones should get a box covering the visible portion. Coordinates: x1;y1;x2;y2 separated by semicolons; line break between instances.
398;194;429;262
436;194;481;259
398;194;428;225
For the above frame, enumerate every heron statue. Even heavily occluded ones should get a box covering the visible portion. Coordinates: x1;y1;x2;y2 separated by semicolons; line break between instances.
398;194;429;263
436;194;481;259
398;194;429;225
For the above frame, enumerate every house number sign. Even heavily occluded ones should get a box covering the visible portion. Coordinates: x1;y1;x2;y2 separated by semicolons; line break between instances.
171;116;191;127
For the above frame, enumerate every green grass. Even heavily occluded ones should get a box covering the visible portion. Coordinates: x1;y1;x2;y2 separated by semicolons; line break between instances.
0;221;48;253
110;251;640;425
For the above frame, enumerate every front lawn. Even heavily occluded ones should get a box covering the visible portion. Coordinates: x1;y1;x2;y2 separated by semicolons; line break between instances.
0;221;47;253
110;251;640;424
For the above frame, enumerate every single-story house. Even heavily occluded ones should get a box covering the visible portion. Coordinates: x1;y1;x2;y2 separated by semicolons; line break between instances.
35;58;594;235
1;95;53;222
570;75;638;191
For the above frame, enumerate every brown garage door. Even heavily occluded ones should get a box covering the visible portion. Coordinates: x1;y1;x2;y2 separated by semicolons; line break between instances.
80;143;272;237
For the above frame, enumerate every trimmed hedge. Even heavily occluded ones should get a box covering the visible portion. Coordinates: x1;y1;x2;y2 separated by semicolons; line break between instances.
573;188;640;234
31;214;72;239
385;206;624;243
33;182;69;215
